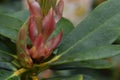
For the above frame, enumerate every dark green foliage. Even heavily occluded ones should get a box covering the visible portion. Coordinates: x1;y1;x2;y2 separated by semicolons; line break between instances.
0;0;120;79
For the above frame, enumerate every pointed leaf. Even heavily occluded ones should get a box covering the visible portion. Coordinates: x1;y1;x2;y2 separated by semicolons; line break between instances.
57;0;120;56
50;60;113;70
52;45;120;65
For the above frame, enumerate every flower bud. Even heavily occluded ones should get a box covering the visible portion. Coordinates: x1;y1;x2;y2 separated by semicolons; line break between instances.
17;0;64;65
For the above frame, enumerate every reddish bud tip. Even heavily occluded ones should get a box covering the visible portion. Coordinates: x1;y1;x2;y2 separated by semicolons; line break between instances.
55;0;64;22
42;8;56;41
27;0;41;16
47;31;63;51
28;16;38;43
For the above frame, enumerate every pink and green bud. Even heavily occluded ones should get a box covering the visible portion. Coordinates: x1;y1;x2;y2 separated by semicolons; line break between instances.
17;0;64;65
17;22;33;68
28;8;63;60
27;0;42;16
55;0;64;22
38;0;57;16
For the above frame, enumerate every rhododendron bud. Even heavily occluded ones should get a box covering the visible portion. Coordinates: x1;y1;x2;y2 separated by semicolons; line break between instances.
28;16;38;43
17;0;64;65
27;0;42;16
38;0;57;16
55;0;64;22
42;8;55;41
28;8;63;61
17;22;33;68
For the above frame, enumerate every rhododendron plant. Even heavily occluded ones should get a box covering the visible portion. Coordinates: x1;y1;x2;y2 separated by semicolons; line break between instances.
1;0;120;80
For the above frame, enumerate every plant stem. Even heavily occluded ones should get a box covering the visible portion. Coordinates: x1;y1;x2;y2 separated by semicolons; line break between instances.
32;75;39;80
35;55;61;67
13;68;27;76
7;68;27;80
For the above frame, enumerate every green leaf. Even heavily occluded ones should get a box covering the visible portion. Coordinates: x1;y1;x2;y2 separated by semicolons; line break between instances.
50;17;74;40
57;0;120;56
0;40;12;53
83;75;95;80
52;45;120;65
10;10;29;22
0;69;20;80
51;0;120;66
0;36;16;53
0;50;16;62
50;59;113;70
0;14;23;41
71;60;113;69
114;36;120;44
42;75;95;80
0;62;17;71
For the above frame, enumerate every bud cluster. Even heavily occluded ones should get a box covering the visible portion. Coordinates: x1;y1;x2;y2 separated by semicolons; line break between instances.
17;0;64;67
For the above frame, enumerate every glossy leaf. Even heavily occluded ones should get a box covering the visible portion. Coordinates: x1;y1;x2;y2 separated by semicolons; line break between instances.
50;18;74;40
50;59;113;70
0;12;74;43
52;45;120;65
10;10;29;22
0;14;22;41
57;0;120;56
50;0;120;65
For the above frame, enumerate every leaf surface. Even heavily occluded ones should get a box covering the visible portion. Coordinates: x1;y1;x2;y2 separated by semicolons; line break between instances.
52;0;120;65
0;14;22;41
50;59;113;70
51;18;74;39
59;0;120;54
52;45;120;65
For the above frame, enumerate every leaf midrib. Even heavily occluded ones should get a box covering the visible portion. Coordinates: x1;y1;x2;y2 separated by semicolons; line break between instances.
59;11;120;56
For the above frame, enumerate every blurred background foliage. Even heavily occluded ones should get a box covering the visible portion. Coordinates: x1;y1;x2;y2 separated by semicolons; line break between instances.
0;0;22;13
0;0;106;25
